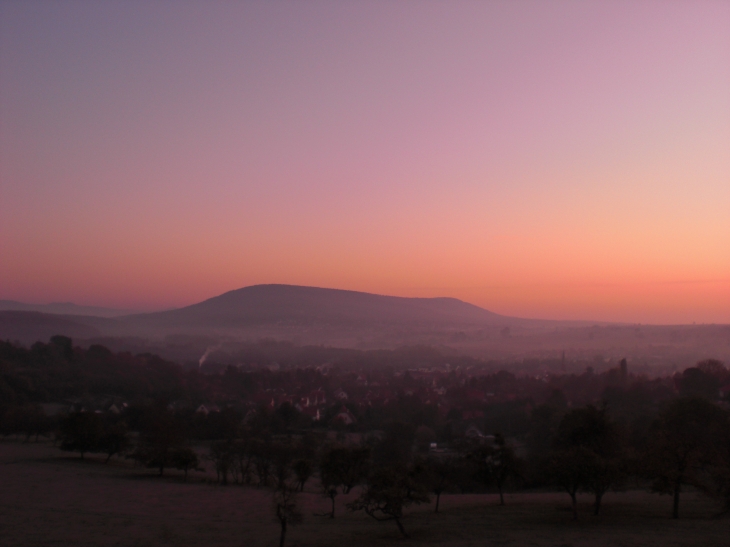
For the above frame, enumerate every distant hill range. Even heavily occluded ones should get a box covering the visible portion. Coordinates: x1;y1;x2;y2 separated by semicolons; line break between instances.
0;285;524;344
0;285;548;350
0;300;134;318
122;284;517;329
2;285;728;369
0;311;103;343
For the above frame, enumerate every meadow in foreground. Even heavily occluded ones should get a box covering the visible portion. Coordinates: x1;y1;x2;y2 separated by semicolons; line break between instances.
1;441;727;547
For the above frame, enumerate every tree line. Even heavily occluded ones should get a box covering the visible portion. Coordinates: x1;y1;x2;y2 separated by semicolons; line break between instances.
44;393;730;542
2;337;730;544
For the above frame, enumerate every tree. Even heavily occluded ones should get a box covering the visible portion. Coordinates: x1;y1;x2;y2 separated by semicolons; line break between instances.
415;455;461;513
271;441;295;490
317;445;371;518
696;359;728;380
485;434;523;506
59;411;104;460
292;459;313;492
373;422;415;466
273;482;302;547
319;446;370;495
99;421;129;463
250;437;274;487
525;391;567;472
205;406;242;440
210;440;235;485
130;404;186;476
318;454;341;518
678;367;720;400
644;397;728;518
546;446;595;520
547;405;626;517
697;412;730;515
49;335;74;361
170;447;200;481
273;402;302;432
270;449;301;547
232;438;255;485
0;404;54;442
347;465;429;538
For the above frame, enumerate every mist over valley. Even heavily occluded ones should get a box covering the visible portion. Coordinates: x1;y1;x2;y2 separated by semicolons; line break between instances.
2;284;728;375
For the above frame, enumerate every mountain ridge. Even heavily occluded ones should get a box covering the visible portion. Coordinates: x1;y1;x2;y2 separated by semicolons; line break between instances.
120;284;516;329
0;300;135;318
3;286;728;368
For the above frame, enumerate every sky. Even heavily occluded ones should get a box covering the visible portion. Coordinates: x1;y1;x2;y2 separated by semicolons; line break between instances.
1;1;729;324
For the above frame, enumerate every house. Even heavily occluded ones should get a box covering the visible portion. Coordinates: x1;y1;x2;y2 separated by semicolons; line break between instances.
331;406;356;426
301;406;321;421
196;404;220;415
301;389;327;408
465;424;485;439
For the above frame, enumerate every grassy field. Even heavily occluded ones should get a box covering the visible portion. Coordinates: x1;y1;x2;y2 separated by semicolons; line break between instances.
1;440;727;547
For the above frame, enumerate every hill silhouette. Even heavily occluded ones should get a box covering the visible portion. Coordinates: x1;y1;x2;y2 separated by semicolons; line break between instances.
0;311;102;344
122;284;512;329
0;300;134;318
2;286;728;368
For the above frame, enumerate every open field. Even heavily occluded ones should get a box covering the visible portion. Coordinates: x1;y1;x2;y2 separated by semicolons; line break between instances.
1;441;728;547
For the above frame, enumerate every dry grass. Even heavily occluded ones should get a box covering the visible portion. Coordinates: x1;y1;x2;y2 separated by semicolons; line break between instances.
1;440;727;547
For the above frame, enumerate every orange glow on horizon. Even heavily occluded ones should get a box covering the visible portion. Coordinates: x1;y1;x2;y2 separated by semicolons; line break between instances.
1;2;728;324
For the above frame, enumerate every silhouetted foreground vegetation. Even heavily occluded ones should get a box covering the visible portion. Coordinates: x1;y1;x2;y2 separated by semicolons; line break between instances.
2;336;730;544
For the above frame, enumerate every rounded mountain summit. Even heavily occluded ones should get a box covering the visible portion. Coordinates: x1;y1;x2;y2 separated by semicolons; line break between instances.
123;284;512;329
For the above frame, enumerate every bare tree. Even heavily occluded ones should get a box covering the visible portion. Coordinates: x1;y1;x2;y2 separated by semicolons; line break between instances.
547;405;626;517
644;397;727;518
273;483;302;547
59;411;104;460
348;465;429;538
209;440;235;485
413;455;461;513
292;458;313;492
170;447;200;481
270;447;301;547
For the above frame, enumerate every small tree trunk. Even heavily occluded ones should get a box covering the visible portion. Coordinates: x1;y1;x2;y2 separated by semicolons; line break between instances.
570;492;578;520
672;483;681;519
330;494;336;518
159;463;164;477
594;492;603;516
435;491;441;513
279;518;287;547
498;485;505;506
394;517;409;539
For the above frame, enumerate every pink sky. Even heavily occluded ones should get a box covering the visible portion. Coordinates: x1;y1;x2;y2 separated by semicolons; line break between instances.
1;1;729;323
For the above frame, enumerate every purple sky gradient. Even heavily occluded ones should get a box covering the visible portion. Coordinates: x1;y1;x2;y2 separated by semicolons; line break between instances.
1;1;728;323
